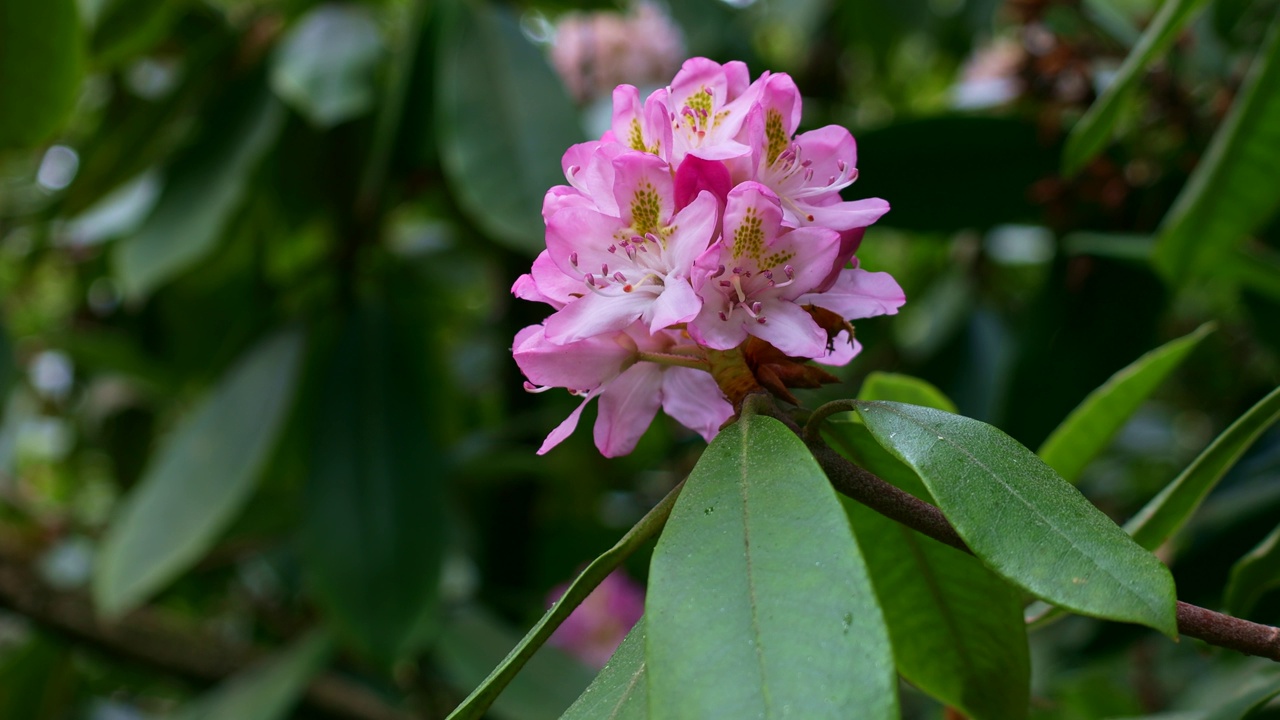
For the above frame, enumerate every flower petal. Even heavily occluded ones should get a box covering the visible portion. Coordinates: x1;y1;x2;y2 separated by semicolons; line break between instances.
661;367;733;442
543;288;655;345
750;299;828;358
594;364;664;457
611;151;675;236
646;277;702;332
799;267;906;319
513;324;634;389
663;190;721;276
538;388;599;455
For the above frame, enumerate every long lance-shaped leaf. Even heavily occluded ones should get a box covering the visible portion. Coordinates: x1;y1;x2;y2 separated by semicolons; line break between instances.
167;632;332;720
1038;323;1214;484
1224;524;1280;618
444;482;681;720
1154;9;1280;283
834;377;1028;720
855;401;1178;637
1125;385;1280;550
94;330;304;617
560;621;648;720
1061;0;1210;177
646;413;897;720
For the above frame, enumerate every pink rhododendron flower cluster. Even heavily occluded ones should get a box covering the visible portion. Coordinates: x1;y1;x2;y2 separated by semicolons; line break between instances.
514;58;906;457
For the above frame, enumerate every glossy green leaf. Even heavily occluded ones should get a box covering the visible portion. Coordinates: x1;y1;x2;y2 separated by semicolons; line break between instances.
1062;0;1209;177
270;4;383;128
1125;385;1280;550
435;2;583;253
560;620;647;720
854;401;1178;637
436;607;595;720
832;384;1028;720
859;371;958;414
94;329;304;617
0;0;83;148
113;83;284;298
301;300;445;664
1224;524;1280;617
168;632;331;720
1154;11;1280;283
1038;323;1213;484
646;414;897;720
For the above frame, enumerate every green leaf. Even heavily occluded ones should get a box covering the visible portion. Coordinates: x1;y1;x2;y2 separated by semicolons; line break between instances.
1224;523;1280;617
833;382;1029;720
113;82;284;298
1125;385;1280;550
301;300;445;665
1038;323;1214;484
854;401;1178;637
435;2;584;253
0;0;84;148
270;4;383;128
646;414;897;719
94;329;304;617
1154;10;1280;283
560;621;647;720
167;632;332;720
859;372;958;414
436;607;596;720
445;479;680;720
1111;671;1280;720
1061;0;1209;177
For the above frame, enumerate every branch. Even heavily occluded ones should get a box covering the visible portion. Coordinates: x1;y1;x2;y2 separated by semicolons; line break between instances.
0;548;417;720
747;395;1280;662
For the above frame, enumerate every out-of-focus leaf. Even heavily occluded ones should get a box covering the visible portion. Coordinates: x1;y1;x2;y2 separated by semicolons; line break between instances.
301;299;445;664
435;2;583;253
270;4;382;128
93;330;304;617
1111;671;1280;720
827;384;1028;720
646;414;897;719
167;632;331;720
858;372;958;414
855;401;1178;637
1125;386;1280;550
0;636;77;720
560;620;647;720
0;323;13;414
435;607;595;720
90;0;174;67
113;83;284;298
0;0;84;148
855;117;1056;233
1062;0;1209;177
1038;323;1214;484
1224;523;1280;617
1154;11;1280;284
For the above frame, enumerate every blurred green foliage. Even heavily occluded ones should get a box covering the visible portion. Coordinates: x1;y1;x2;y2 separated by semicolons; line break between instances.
0;0;1279;718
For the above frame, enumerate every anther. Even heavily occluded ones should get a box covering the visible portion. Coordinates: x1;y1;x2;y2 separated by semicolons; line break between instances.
784;265;795;279
718;311;729;321
585;273;596;287
613;272;627;283
710;265;726;279
607;245;617;253
570;252;579;267
756;317;767;324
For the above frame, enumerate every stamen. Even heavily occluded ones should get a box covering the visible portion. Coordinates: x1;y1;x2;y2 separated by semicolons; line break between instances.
585;273;597;287
756;317;767;324
601;263;609;276
718;311;729;321
613;272;627;283
709;265;726;279
570;252;579;267
607;245;617;253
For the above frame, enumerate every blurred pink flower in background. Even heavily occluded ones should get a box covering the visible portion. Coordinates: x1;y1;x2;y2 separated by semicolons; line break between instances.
547;569;645;668
550;2;686;103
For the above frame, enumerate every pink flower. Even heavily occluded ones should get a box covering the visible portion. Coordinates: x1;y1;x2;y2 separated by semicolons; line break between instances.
515;323;732;457
548;569;646;669
663;58;764;164
688;182;841;359
541;151;720;344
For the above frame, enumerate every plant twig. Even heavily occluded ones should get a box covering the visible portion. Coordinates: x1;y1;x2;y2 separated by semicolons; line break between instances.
750;393;1280;662
0;547;415;720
